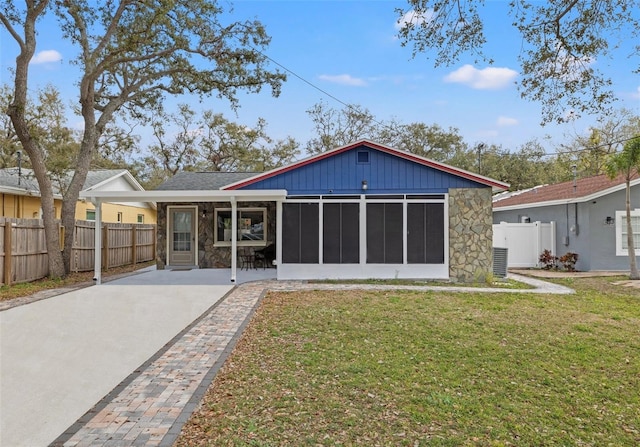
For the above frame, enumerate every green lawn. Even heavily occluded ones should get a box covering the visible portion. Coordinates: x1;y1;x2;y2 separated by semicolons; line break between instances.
177;276;640;446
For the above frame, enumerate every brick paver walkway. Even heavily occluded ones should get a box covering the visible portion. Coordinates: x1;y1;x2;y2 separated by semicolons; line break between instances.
49;274;573;447
50;281;270;447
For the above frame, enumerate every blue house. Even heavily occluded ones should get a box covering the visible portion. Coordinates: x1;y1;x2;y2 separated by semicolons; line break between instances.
146;140;508;282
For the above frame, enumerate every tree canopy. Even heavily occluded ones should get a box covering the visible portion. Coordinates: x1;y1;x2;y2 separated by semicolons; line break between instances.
141;104;300;188
1;0;286;276
396;0;639;124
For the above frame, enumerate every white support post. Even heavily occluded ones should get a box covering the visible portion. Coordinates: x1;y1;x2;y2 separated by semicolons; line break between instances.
359;196;366;266
276;199;283;278
318;198;324;264
93;200;102;285
402;200;408;264
230;198;237;282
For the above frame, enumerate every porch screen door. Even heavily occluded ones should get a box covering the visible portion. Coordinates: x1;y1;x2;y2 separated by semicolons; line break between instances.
169;208;196;265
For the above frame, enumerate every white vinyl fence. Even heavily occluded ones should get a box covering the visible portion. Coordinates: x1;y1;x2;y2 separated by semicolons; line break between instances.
493;221;556;268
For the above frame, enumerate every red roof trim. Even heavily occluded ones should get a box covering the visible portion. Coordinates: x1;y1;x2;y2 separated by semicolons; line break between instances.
223;140;509;191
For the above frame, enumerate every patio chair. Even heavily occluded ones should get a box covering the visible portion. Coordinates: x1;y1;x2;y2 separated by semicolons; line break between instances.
254;243;275;269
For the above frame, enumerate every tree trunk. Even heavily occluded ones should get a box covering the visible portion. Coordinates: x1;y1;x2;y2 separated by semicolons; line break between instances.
61;82;99;273
6;0;66;278
60;146;94;273
625;180;640;279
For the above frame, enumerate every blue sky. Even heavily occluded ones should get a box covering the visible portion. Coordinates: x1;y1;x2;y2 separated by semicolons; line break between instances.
2;0;639;156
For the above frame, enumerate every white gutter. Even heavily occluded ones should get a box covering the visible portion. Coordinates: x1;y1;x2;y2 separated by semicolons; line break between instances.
81;189;288;203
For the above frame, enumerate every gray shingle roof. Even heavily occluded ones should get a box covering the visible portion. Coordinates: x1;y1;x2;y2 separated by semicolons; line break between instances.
0;168;40;192
155;172;258;191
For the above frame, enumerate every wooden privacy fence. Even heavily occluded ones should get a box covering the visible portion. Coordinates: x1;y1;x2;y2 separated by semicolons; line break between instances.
0;218;49;286
0;217;156;286
72;220;156;273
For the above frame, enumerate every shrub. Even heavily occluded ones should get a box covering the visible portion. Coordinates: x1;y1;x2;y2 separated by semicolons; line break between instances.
539;249;558;270
559;252;579;272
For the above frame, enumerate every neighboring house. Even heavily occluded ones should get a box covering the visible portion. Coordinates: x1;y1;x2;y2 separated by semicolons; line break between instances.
148;140;508;282
493;173;640;272
0;168;156;224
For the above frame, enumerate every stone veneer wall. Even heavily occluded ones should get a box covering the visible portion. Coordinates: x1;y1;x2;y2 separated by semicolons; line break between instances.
448;188;493;282
156;201;277;269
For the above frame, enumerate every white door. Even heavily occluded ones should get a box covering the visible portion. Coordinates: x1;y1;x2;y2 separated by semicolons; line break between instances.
169;208;196;266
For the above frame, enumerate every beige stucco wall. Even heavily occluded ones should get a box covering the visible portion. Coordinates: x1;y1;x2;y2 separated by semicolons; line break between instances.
76;201;157;224
0;194;62;219
0;193;155;224
449;188;493;282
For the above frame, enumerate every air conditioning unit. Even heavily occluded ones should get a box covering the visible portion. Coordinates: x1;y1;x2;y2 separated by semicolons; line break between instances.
493;247;508;278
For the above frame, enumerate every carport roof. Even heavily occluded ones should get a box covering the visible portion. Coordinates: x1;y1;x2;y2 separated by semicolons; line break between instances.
80;189;288;204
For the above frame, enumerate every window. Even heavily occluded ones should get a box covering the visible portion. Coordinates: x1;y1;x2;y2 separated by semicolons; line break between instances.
137;214;144;224
214;208;267;245
172;211;192;252
117;212;123;223
616;210;640;256
357;150;369;163
86;210;96;221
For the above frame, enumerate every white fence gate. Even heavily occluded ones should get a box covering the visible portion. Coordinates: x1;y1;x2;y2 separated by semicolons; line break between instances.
493;221;556;268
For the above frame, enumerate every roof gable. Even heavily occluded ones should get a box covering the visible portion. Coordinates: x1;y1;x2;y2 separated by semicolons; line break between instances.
0;168;142;197
224;140;508;194
493;173;639;210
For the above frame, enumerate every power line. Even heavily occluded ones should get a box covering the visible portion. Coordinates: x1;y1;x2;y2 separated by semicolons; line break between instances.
243;34;640;158
241;40;397;132
538;135;640;158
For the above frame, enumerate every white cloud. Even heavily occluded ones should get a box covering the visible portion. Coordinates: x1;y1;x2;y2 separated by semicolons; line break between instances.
30;50;62;64
318;74;367;87
444;64;518;90
497;116;518;127
394;9;434;30
631;86;640;100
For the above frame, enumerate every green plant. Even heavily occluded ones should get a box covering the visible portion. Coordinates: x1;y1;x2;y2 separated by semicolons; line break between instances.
559;252;579;271
539;249;558;270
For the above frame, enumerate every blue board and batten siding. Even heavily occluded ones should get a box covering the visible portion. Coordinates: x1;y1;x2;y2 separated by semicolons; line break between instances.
238;146;485;195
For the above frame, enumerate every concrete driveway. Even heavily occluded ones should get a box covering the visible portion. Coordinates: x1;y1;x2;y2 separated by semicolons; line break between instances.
0;270;234;447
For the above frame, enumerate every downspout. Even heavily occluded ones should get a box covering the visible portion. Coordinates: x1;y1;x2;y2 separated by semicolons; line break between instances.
565;203;570;246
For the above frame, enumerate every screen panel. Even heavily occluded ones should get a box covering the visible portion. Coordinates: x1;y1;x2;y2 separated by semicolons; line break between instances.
283;203;319;263
367;203;403;264
407;203;444;264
